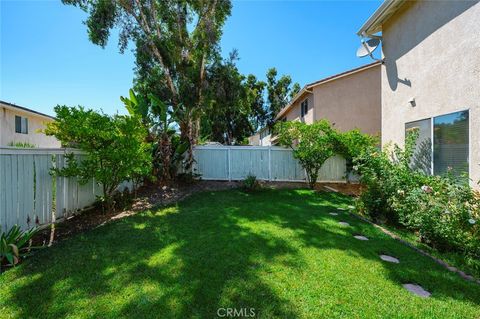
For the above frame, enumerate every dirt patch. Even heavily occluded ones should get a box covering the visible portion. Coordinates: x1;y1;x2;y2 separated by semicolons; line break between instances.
315;182;363;196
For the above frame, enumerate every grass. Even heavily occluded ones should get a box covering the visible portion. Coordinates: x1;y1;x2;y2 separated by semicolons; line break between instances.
377;222;480;279
1;189;479;318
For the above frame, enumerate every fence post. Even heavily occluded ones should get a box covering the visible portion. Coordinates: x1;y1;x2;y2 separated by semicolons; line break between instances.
228;147;231;181
268;147;272;181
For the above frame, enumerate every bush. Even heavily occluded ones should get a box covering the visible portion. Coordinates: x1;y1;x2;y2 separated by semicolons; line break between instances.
276;120;336;188
45;105;152;209
1;225;38;272
243;174;260;191
276;120;376;189
354;130;480;262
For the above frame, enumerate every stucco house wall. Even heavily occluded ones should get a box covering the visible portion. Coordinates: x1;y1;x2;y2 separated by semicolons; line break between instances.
312;64;381;135
248;133;260;146
0;102;61;148
276;63;381;137
380;0;480;185
285;93;315;124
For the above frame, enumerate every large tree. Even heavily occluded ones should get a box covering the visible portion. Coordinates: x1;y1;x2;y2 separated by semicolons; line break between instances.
201;51;266;145
265;68;300;127
63;0;232;171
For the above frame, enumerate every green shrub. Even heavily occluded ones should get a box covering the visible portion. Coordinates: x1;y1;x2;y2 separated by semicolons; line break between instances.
354;130;480;263
243;174;260;191
276;120;336;188
1;225;38;272
7;141;36;148
44;105;152;209
276;120;376;189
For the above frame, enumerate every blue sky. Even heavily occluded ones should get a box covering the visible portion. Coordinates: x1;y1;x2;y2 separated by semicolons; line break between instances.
0;0;381;117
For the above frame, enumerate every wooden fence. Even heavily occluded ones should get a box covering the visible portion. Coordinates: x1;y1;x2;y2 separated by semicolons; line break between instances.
192;145;347;182
0;147;133;232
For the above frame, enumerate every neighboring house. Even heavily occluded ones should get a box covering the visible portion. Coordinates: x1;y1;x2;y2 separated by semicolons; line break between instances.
0;100;61;148
273;62;381;143
247;132;260;146
248;126;272;146
358;0;479;186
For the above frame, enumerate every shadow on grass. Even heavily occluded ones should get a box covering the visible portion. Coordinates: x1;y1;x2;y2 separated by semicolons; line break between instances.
1;189;479;318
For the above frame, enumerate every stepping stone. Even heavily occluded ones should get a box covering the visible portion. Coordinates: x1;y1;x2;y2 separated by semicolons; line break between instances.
403;284;431;298
329;212;338;216
347;205;355;210
338;221;350;226
337;207;346;211
380;254;400;263
354;235;369;241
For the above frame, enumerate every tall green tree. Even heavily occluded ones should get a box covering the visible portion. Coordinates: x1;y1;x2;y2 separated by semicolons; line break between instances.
63;0;232;171
265;68;300;127
202;51;266;145
244;74;267;132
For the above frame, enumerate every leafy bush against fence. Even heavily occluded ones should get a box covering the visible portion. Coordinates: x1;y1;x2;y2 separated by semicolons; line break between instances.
276;120;377;188
354;130;480;268
45;105;152;208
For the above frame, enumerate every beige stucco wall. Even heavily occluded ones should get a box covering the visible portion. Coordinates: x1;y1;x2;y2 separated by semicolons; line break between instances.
381;0;480;185
0;106;61;148
285;93;315;124
281;65;381;136
312;64;381;135
248;133;260;146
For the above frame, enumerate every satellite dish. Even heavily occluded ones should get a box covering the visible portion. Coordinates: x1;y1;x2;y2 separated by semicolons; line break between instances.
356;38;380;58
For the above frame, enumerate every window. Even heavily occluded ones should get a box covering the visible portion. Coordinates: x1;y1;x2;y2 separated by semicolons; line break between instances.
15;116;28;134
405;119;432;174
405;110;469;177
300;99;308;117
433;110;469;176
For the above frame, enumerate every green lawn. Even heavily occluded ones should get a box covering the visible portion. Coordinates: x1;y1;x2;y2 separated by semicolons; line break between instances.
1;189;479;318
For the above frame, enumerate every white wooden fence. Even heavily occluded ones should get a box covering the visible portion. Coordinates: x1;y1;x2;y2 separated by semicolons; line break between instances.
192;145;347;182
0;148;133;232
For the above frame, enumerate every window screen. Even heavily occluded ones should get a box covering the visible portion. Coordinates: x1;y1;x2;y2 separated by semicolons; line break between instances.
14;115;28;134
22;117;28;134
433;110;469;176
300;99;308;117
405;119;432;174
15;116;22;133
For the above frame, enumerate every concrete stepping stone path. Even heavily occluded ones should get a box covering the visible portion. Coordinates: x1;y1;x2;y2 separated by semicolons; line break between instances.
380;254;400;263
403;284;431;298
338;221;350;226
329;212;338;216
354;235;369;241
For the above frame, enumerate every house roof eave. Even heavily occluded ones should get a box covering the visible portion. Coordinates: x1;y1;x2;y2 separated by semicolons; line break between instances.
0;100;56;121
357;0;406;36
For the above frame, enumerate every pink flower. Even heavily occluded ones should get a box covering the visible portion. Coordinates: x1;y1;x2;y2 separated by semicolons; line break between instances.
421;185;433;194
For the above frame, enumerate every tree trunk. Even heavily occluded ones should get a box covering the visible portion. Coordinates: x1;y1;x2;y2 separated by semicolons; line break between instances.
159;133;172;182
185;116;197;173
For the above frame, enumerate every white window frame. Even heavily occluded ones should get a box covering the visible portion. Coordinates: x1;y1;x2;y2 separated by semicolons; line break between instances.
405;108;470;177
